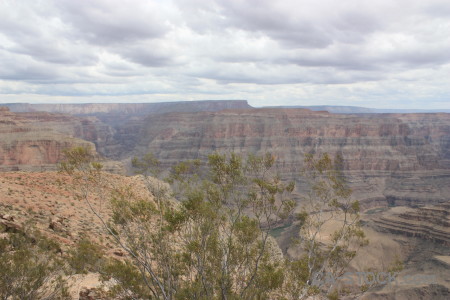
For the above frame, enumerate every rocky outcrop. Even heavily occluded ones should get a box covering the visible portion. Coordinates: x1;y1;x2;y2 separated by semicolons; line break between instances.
373;204;450;245
0;108;101;170
132;108;450;207
360;204;450;300
0;101;253;169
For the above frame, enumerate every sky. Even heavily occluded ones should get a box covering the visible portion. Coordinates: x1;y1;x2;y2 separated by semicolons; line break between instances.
1;0;450;109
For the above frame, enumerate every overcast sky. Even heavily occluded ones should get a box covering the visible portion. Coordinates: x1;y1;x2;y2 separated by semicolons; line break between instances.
1;0;450;108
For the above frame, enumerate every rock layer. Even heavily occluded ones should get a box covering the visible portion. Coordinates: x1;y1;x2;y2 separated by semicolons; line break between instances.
2;101;252;158
373;204;450;245
0;107;100;170
2;104;450;208
133;108;450;207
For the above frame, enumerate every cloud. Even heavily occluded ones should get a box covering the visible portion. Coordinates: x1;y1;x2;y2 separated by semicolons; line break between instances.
116;41;177;67
54;0;170;46
0;0;449;108
0;49;61;82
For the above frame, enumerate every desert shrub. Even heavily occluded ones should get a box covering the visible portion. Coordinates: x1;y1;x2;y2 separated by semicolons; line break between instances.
0;228;69;300
67;238;105;274
101;259;153;299
61;148;367;299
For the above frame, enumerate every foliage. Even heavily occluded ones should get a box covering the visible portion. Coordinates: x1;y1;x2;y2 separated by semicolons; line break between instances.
0;226;69;300
131;152;161;177
59;146;101;175
101;259;154;299
68;238;105;274
110;152;295;299
282;153;368;298
61;147;367;299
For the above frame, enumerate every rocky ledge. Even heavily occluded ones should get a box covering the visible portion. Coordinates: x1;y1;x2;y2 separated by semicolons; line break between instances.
373;203;450;245
0;107;101;170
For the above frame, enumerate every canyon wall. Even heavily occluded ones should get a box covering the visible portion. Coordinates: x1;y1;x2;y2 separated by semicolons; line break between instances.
0;107;105;170
2;101;252;158
132;108;450;207
2;103;448;299
2;103;449;208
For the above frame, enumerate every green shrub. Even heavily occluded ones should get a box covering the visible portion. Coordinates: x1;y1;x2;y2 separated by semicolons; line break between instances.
0;229;69;299
68;238;105;274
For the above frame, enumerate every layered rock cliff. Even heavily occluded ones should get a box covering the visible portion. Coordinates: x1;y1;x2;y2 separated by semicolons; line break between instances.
2;101;253;158
0;107;105;170
132;108;450;207
356;204;450;299
2;104;449;208
373;204;450;245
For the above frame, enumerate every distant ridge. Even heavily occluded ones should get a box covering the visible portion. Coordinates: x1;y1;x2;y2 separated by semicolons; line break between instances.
2;101;449;114
0;100;251;115
267;105;450;114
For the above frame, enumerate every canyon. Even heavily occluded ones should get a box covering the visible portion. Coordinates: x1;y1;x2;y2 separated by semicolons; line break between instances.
1;100;449;299
2;102;450;209
131;108;450;208
0;107;101;170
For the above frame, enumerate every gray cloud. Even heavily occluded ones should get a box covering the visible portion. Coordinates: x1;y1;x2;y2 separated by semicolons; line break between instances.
116;42;176;67
8;39;98;65
54;0;169;46
0;49;61;82
177;0;383;49
0;0;449;108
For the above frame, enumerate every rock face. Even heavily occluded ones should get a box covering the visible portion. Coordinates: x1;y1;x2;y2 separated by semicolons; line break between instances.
361;284;450;300
2;103;450;208
373;204;450;245
1;103;449;299
358;204;450;300
2;101;252;158
0;101;253;170
0;108;103;170
132;108;450;207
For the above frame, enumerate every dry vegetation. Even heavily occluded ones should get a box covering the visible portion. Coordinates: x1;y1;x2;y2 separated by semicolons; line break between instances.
1;152;448;299
0;171;151;246
0;171;157;298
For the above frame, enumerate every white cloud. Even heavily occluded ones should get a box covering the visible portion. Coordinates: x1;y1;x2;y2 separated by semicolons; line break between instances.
0;0;449;108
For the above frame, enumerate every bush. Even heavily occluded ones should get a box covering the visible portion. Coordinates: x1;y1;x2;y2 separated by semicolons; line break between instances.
0;228;69;299
68;238;105;274
61;148;368;299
